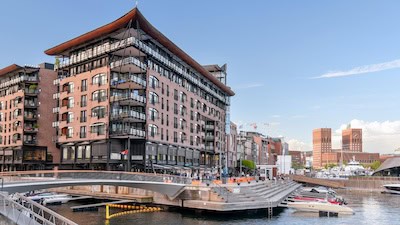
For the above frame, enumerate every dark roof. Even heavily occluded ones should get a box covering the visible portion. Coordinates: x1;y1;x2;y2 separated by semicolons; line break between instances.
374;157;400;174
45;8;234;96
0;64;22;77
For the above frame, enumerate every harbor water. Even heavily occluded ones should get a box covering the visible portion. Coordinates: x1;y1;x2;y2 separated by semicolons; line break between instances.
1;191;399;225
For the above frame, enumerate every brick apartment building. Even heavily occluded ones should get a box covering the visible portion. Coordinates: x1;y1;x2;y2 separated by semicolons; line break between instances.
0;63;58;171
44;8;234;172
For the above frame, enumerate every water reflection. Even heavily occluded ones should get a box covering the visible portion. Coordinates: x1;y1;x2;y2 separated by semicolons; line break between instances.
39;192;400;225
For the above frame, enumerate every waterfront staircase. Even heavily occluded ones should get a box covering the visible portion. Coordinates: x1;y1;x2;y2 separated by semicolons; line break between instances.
188;180;302;211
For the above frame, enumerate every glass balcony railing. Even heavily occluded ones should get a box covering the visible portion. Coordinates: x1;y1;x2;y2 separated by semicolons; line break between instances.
110;56;147;71
111;128;145;137
111;110;146;121
110;93;146;104
111;74;146;87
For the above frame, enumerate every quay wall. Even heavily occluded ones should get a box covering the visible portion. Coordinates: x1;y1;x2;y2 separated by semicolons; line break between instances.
342;176;400;192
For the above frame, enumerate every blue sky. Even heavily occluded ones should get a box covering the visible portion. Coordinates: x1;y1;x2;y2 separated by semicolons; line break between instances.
1;1;400;153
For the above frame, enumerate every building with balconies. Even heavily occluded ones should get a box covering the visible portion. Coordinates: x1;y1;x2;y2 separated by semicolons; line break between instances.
45;7;234;172
0;63;58;171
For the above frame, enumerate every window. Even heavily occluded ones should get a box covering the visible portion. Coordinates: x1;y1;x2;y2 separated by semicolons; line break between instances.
80;95;87;107
90;123;105;135
166;115;169;126
80;110;87;123
149;75;159;89
180;92;187;103
67;127;73;138
148;124;158;137
190;98;194;108
180;105;186;116
180;119;186;130
173;131;178;143
67;112;74;123
92;73;107;86
161;113;164;125
174;117;178;129
149;92;158;105
161;128;164;140
149;108;158;121
81;79;87;92
92;90;107;102
161;83;164;94
67;97;74;109
166;100;169;111
80;126;86;138
92;106;106;119
166;129;169;141
167;85;169;96
174;89;178;101
174;103;178;114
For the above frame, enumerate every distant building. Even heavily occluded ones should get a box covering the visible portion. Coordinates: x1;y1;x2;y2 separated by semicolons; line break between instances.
226;122;238;171
342;127;362;152
321;151;379;167
277;155;292;175
312;128;332;169
0;63;58;171
289;150;306;167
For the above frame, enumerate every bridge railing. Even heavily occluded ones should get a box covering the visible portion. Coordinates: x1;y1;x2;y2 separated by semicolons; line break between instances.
0;192;77;225
0;170;192;185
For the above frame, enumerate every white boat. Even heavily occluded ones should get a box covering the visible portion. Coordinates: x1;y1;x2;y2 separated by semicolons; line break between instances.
287;201;354;215
383;184;400;194
42;195;72;206
27;193;71;203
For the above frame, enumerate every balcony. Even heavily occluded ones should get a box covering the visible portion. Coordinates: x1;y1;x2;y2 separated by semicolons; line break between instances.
205;135;215;141
53;93;60;99
110;94;146;106
25;75;39;83
24;113;38;121
24;101;38;108
110;128;145;138
206;146;215;151
53;107;60;113
23;126;38;133
24;140;37;145
110;110;146;122
110;56;147;74
110;74;146;89
24;88;39;96
205;125;215;130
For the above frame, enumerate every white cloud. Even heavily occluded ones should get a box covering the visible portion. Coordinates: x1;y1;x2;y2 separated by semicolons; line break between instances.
335;119;400;154
313;59;400;79
287;139;312;152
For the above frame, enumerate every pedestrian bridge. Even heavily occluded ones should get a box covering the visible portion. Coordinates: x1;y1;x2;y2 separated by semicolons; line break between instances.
0;170;190;199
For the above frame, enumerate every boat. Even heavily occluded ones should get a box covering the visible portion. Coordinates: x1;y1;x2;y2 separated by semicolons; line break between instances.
42;195;72;206
383;184;400;195
293;196;343;205
27;192;71;203
287;201;354;215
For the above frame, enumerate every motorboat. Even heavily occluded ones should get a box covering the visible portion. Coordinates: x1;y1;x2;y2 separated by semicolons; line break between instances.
287;201;354;215
42;195;72;206
293;196;343;205
383;184;400;195
27;192;71;203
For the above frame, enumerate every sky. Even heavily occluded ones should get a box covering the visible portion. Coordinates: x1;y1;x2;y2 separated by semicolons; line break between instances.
1;1;400;154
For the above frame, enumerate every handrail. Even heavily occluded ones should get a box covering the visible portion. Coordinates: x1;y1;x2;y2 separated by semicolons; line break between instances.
0;170;192;185
0;191;78;225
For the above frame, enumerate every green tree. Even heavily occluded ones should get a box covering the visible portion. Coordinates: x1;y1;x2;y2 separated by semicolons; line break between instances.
241;160;256;170
370;160;381;170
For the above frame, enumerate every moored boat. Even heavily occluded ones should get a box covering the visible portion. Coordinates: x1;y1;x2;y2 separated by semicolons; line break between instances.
383;184;400;195
287;201;354;215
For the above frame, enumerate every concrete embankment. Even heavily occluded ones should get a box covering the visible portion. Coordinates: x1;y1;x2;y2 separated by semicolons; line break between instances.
342;176;400;192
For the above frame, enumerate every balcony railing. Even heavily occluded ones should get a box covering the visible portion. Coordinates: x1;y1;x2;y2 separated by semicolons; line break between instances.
111;128;145;137
206;125;215;130
110;56;147;71
111;74;146;87
24;101;38;108
24;140;37;145
110;94;146;104
111;110;146;121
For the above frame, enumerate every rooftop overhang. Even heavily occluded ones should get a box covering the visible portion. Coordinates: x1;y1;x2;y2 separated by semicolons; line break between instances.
44;8;234;96
0;64;22;77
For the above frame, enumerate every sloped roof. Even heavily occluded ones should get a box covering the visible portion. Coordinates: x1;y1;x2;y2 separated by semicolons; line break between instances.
45;8;234;96
0;64;22;77
374;157;400;174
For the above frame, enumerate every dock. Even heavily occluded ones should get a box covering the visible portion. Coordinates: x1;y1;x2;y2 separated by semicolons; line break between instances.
71;200;136;212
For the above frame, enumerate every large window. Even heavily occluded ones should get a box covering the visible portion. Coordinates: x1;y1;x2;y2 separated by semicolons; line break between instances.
80;126;86;138
91;106;106;119
68;97;74;109
92;73;107;86
149;92;158;105
81;79;87;92
92;90;107;102
149;108;158;121
90;123;105;135
149;75;159;89
148;124;158;137
80;110;86;123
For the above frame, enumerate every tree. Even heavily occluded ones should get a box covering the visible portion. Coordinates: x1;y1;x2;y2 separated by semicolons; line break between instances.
241;160;256;170
370;160;381;170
